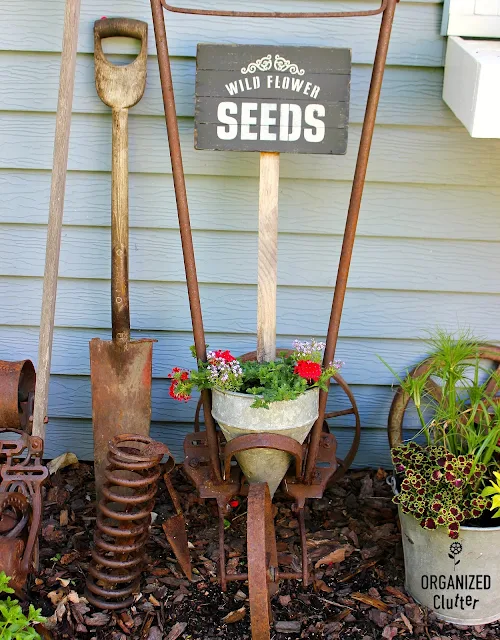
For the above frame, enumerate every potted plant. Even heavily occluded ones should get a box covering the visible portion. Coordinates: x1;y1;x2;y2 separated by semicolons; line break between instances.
168;340;342;495
383;329;500;625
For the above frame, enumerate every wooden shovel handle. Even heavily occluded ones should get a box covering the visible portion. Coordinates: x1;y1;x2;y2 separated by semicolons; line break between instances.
94;18;148;342
111;107;130;343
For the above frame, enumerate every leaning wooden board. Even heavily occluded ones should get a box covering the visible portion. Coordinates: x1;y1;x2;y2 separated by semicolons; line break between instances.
195;44;351;155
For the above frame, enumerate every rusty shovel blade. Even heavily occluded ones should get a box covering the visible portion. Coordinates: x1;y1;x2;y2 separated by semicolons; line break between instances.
90;337;154;495
162;514;192;580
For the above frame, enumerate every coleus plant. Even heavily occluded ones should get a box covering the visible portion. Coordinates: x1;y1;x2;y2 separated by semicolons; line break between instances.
392;442;492;539
168;339;343;409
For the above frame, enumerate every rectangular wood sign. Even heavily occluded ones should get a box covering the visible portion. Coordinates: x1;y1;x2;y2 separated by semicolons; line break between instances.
195;44;351;155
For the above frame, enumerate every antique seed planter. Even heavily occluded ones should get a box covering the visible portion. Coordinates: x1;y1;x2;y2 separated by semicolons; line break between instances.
151;1;397;637
399;510;500;625
212;388;319;497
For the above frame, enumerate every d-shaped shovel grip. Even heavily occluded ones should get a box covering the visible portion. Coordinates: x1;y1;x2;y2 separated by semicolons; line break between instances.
94;18;148;110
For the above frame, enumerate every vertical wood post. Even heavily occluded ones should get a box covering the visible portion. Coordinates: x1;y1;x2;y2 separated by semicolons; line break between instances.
33;0;81;439
257;152;280;363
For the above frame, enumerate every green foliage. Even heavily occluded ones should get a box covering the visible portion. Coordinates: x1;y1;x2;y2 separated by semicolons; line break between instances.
239;356;309;408
393;443;491;538
168;340;343;408
381;328;500;470
482;471;500;518
383;328;500;527
0;573;45;640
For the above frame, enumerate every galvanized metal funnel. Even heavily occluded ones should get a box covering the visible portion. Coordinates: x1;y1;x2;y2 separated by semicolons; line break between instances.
212;388;319;496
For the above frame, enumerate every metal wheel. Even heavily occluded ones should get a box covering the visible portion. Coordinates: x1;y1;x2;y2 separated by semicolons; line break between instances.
247;483;277;640
324;373;361;481
388;344;500;448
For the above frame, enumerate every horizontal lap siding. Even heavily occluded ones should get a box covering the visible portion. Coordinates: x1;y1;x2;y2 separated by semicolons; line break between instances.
0;0;498;466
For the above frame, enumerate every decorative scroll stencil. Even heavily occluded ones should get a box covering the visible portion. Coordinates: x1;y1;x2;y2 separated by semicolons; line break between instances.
241;53;305;76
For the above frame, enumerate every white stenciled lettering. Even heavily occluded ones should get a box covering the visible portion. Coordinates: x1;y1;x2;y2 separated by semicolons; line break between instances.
311;85;321;99
267;75;273;88
291;78;304;92
304;82;312;95
240;103;259;140
304;104;326;142
279;104;301;142
260;104;277;141
282;76;290;90
225;81;239;96
217;102;238;140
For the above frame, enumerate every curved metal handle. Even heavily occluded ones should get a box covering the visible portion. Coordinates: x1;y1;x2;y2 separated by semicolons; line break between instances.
161;0;388;18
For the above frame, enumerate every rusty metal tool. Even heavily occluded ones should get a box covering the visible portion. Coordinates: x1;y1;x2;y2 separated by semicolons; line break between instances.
86;434;169;610
162;466;192;580
90;18;155;495
151;1;397;637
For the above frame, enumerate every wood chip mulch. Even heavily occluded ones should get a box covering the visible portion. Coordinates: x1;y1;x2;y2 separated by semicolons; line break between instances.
27;463;500;640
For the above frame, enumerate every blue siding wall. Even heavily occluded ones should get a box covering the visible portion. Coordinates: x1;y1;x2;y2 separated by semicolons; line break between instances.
0;0;499;465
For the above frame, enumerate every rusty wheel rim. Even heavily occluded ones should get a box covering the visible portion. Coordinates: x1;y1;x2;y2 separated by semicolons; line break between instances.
247;483;277;640
323;373;361;482
388;344;500;449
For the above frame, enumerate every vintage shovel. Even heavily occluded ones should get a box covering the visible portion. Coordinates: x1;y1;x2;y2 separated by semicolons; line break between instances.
90;18;154;494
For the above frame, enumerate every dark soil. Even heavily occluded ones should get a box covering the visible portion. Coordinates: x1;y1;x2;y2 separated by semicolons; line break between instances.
30;463;500;640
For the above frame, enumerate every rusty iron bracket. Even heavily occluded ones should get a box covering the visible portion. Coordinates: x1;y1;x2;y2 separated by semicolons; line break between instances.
0;428;48;595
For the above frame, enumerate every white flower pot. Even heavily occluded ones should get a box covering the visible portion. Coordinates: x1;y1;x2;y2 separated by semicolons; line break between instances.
399;508;500;625
211;387;319;496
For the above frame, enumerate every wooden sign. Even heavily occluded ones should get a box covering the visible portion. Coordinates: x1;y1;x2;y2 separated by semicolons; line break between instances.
195;44;351;155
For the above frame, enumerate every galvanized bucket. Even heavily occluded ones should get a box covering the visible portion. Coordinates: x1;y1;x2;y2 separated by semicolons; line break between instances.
212;387;319;496
399;509;500;625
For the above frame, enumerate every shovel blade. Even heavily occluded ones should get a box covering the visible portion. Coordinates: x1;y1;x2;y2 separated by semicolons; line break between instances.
90;338;154;494
162;515;192;580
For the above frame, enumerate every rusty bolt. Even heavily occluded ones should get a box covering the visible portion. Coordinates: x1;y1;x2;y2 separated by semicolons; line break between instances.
189;458;200;469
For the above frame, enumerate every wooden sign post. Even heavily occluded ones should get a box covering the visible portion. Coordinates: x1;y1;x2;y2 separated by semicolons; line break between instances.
195;44;351;362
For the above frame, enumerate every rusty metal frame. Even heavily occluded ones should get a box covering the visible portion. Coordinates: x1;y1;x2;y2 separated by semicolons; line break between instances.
0;429;47;595
151;1;397;635
160;0;388;18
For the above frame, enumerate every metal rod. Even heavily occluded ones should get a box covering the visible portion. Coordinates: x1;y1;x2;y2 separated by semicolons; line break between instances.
298;508;309;587
161;0;387;18
304;0;398;483
151;0;222;481
218;504;227;590
33;0;81;439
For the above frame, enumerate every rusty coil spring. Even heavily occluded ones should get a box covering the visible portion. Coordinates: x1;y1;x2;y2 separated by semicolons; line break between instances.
85;434;169;610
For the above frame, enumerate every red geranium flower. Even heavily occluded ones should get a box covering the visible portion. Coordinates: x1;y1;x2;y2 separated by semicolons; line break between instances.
213;350;236;362
294;360;322;383
169;379;191;402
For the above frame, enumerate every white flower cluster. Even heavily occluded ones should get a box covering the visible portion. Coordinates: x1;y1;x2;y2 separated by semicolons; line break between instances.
206;351;243;390
330;359;345;370
292;339;326;359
